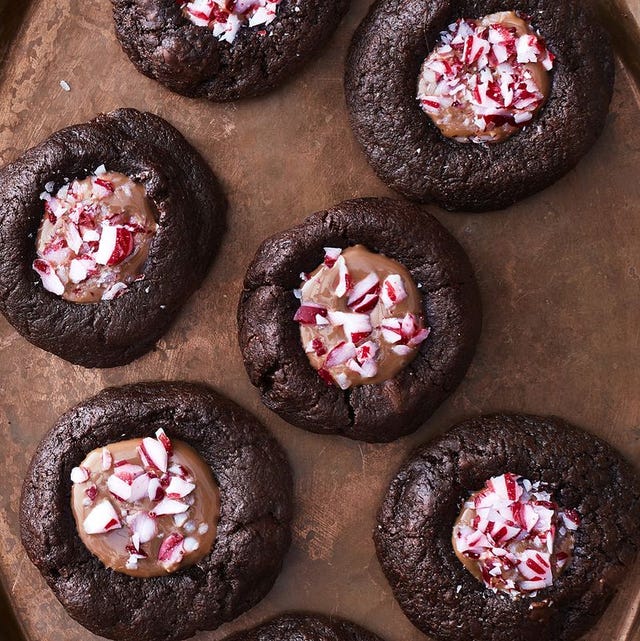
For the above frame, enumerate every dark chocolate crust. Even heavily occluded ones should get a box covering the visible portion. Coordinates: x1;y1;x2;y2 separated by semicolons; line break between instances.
20;382;293;641
225;613;385;641
345;0;615;211
0;108;225;368
112;0;350;101
237;198;481;443
374;414;640;641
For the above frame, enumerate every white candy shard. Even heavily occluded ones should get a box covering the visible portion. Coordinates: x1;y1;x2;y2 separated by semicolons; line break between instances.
83;499;121;534
152;498;189;516
70;466;89;484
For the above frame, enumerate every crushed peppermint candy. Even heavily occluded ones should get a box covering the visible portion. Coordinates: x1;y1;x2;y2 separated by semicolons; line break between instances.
181;0;281;44
453;473;580;597
417;11;554;143
71;429;219;576
33;170;157;303
294;245;430;389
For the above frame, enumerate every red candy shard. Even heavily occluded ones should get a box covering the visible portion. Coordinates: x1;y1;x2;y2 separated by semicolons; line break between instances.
107;474;133;502
323;247;342;268
334;256;353;298
165;476;196;499
347;272;380;307
106;227;134;266
310;337;326;357
113;463;144;483
350;293;379;314
129;472;151;503
152;497;189;516
294;304;328;325
325;341;357;368
147;476;165;502
380;274;408;308
317;367;335;386
94;178;115;193
101;447;113;471
158;532;185;565
155;428;173;455
139;437;168;473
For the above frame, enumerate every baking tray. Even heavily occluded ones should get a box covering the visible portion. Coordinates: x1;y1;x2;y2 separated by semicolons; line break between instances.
0;1;639;640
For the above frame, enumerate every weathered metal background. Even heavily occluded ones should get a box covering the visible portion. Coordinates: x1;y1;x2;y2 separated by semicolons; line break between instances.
0;1;638;640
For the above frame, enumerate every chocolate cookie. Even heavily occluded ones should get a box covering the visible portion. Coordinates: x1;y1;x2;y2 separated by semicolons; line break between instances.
225;613;385;641
0;108;225;368
20;381;293;641
375;414;640;641
112;0;350;101
237;198;481;442
345;0;614;211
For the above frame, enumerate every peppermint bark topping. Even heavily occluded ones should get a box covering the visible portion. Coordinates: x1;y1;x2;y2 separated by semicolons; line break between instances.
417;11;554;143
452;473;579;597
294;245;429;389
71;430;219;577
181;0;281;43
33;169;157;303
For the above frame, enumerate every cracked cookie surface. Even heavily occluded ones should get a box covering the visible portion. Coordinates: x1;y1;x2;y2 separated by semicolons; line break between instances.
237;198;481;442
375;414;640;641
20;381;293;641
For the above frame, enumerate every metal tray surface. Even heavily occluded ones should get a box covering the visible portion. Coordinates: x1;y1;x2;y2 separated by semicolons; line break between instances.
0;1;638;640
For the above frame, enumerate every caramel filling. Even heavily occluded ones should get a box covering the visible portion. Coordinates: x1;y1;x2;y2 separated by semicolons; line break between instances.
417;11;554;143
294;245;430;389
71;431;219;577
34;170;157;303
452;473;579;597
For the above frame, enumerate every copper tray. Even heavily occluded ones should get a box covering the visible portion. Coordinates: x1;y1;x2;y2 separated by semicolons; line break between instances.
0;1;639;640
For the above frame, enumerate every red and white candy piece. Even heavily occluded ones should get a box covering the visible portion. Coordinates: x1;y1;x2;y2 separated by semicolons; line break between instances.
129;472;151;503
70;466;90;484
294;303;328;326
151;498;189;516
113;462;145;483
347;272;380;308
155;428;173;455
165;476;196;499
380;274;408;308
107;474;133;502
488;472;523;502
325;341;357;369
147;476;164;502
128;511;157;544
323;247;342;268
334;256;353;298
327;311;372;345
101;447;113;471
158;532;185;568
33;259;65;296
83;499;122;534
138;436;168;473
